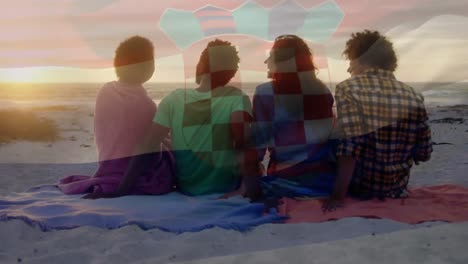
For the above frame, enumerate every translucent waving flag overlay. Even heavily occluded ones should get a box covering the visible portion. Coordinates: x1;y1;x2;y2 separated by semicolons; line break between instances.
0;3;468;264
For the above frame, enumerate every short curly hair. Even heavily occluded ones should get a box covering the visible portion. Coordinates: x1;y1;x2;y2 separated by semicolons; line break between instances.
343;30;397;72
195;39;240;88
114;36;154;83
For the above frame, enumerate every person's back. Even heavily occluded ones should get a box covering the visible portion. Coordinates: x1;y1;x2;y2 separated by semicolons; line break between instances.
328;30;432;206
253;35;336;195
94;81;156;163
155;86;251;195
62;36;174;197
153;39;257;196
336;68;431;198
254;79;334;174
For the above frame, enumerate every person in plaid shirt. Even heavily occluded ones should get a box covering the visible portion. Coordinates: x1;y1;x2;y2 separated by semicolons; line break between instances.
323;30;432;211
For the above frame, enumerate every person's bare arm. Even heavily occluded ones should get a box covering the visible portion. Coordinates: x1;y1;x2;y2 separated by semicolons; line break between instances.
321;84;361;211
413;102;432;165
251;91;271;175
322;156;355;211
83;123;169;199
230;111;262;201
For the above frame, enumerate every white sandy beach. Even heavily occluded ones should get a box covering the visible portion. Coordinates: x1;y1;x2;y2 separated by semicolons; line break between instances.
0;88;467;263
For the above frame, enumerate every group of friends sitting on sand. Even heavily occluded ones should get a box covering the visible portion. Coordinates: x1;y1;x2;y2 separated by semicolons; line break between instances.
58;30;433;212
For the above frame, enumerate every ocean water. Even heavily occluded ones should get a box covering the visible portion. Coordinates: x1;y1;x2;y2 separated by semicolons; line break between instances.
0;82;258;108
0;81;466;107
420;83;468;106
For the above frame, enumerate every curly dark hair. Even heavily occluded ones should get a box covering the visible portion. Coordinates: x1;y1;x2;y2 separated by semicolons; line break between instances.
343;30;397;71
195;39;240;88
271;34;316;72
114;36;154;84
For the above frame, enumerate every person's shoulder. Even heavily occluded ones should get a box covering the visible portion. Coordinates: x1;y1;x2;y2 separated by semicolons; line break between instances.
254;82;273;95
396;80;416;92
96;81;119;100
155;89;183;109
336;76;361;93
306;78;332;95
163;88;186;100
166;88;187;95
395;80;425;102
216;85;248;97
98;81;116;92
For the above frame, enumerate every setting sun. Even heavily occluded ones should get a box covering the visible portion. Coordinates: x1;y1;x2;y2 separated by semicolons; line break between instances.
0;66;117;83
0;67;45;83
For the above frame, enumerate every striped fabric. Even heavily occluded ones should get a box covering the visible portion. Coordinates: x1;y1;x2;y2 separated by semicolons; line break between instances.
158;2;337;80
335;69;433;199
195;6;236;36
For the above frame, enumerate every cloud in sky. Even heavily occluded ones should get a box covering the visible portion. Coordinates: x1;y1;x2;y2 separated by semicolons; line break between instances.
327;14;468;84
391;15;468;84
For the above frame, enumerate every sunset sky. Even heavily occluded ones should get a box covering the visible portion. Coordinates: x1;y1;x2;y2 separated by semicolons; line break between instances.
0;0;467;84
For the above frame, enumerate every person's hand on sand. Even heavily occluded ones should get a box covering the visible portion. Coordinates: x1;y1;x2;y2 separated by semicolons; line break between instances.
241;178;263;202
219;184;262;201
82;192;123;199
262;197;283;213
321;197;345;212
219;189;243;199
258;163;266;176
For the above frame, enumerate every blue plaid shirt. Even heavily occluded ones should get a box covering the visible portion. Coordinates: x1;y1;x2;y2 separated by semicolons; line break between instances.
335;69;433;198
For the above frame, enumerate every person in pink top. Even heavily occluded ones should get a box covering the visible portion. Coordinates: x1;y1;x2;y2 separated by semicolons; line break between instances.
58;36;175;197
